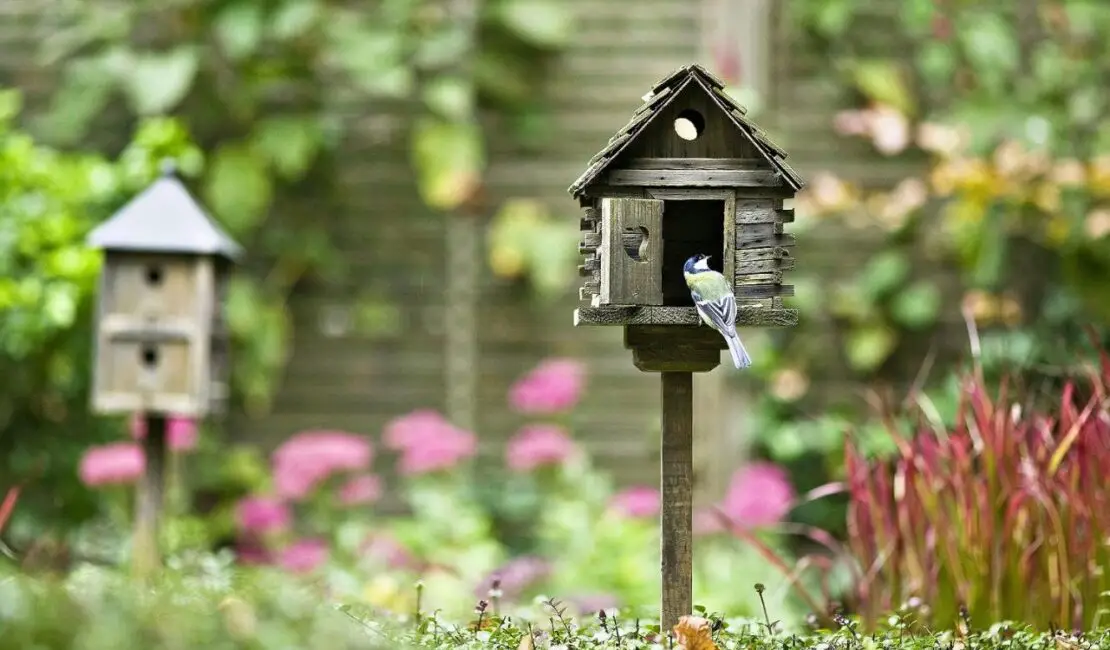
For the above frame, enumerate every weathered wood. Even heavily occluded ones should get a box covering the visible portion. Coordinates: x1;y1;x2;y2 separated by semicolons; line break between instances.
737;224;789;248
581;185;649;199
660;370;693;630
646;188;733;200
712;86;749;115
621;158;765;170
583;206;600;220
133;413;167;580
736;246;793;263
607;168;781;188
633;84;674;116
735;199;780;224
736;256;796;275
722;193;737;289
624;325;723;372
574;305;798;327
776;208;795;223
600;198;664;305
734;269;784;284
734;283;795;299
579;231;601;253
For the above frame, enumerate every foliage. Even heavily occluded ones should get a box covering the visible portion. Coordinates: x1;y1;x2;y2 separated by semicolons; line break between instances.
1;565;1108;649
0;90;205;527
745;0;1110;538
781;342;1110;631
35;0;574;412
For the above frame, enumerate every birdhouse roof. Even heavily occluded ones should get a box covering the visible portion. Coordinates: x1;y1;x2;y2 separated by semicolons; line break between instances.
87;169;243;260
567;63;805;198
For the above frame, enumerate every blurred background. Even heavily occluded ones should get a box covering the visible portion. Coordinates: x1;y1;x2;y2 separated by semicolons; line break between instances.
1;0;1109;629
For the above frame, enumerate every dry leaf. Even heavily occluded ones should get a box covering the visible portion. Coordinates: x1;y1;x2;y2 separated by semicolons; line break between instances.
516;631;534;650
674;615;718;650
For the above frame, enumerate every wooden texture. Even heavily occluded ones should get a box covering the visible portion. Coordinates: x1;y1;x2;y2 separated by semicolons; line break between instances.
600;198;665;305
132;413;167;580
567;64;804;198
660;371;694;630
622;157;764;170
575;305;798;327
92;255;217;417
625;325;723;372
606;168;781;187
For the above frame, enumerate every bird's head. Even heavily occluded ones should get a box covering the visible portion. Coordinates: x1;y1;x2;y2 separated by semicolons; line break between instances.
683;253;712;274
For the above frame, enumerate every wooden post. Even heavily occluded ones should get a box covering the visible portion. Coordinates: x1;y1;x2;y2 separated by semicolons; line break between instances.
132;413;167;579
660;371;694;631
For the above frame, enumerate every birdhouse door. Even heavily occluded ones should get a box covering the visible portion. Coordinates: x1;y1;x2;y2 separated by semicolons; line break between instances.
599;197;664;305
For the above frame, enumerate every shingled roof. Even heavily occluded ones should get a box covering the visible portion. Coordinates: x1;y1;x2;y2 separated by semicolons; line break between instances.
567;63;805;197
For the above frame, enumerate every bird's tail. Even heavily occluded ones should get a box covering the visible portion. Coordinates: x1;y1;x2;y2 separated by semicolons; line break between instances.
725;333;752;369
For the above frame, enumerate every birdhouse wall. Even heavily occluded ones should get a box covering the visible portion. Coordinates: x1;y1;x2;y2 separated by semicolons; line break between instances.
733;193;796;310
91;254;216;416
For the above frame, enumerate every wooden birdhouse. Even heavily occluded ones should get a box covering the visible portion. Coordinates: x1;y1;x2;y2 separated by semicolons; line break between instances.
570;63;803;338
86;162;242;417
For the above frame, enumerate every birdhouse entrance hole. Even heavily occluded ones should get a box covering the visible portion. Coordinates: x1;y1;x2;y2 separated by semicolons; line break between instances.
144;265;164;286
662;200;725;307
622;226;649;261
673;109;705;141
140;345;159;368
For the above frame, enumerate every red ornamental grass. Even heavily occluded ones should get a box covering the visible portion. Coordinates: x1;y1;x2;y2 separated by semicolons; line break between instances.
845;362;1110;630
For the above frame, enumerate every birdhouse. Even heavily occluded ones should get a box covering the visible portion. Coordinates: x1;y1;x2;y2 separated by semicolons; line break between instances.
570;63;803;333
86;162;242;417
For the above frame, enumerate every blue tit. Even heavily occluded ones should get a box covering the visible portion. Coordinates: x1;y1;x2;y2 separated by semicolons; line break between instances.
683;253;752;369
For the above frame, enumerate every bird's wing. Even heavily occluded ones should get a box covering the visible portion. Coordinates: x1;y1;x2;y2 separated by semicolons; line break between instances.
692;290;737;337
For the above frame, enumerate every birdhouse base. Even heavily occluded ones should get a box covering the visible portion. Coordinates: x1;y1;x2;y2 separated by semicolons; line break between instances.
623;325;725;373
575;305;797;328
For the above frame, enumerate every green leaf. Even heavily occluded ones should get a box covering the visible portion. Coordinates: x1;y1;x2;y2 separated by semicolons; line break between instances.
203;144;273;235
250;116;322;179
121;48;199;115
844;325;897;372
859;251;911;301
849;60;914;115
271;0;321;40
957;13;1018;94
916;42;956;89
32;55;117;144
422;76;475;121
495;0;574;49
806;0;854;38
900;0;936;36
0;89;21;124
890;280;941;329
214;3;265;60
411;118;485;211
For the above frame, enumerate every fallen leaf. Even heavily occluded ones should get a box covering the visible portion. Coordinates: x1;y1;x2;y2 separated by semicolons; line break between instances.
674;615;718;650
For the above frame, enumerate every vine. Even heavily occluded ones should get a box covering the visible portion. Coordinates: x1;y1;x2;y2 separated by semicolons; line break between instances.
35;0;575;413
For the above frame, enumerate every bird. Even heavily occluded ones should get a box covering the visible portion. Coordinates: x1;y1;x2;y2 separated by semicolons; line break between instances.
683;253;752;369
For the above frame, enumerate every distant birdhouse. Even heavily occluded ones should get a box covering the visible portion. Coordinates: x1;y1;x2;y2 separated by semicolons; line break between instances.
570;63;803;330
86;161;242;417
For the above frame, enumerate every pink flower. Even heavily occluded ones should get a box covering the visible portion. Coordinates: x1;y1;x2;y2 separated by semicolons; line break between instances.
129;413;199;452
271;430;372;500
868;104;910;156
361;533;417;569
610;486;660;518
720;462;795;529
338;474;383;505
279;538;329;573
235;496;291;533
508;359;585;414
383;410;454;451
397;424;477;476
474;555;552;600
506;424;577;472
78;443;145;486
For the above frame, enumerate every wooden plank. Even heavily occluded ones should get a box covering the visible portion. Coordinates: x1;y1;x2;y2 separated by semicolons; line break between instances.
606;169;782;187
735;198;780;223
660;370;694;631
738;230;794;248
735;269;784;284
573;305;798;327
734;283;794;299
600;197;664;305
620;158;766;170
722;192;736;290
735;257;796;275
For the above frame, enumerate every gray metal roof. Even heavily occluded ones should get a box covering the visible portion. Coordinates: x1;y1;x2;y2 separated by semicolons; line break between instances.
86;162;243;260
568;63;805;197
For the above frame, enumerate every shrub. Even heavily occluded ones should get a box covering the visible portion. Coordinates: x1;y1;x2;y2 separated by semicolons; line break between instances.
842;349;1110;629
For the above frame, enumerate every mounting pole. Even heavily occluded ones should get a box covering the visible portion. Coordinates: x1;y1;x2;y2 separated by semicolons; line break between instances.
660;371;694;631
132;413;167;579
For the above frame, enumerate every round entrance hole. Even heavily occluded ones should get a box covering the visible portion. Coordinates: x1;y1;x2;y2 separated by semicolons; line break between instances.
673;109;705;141
140;346;159;369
